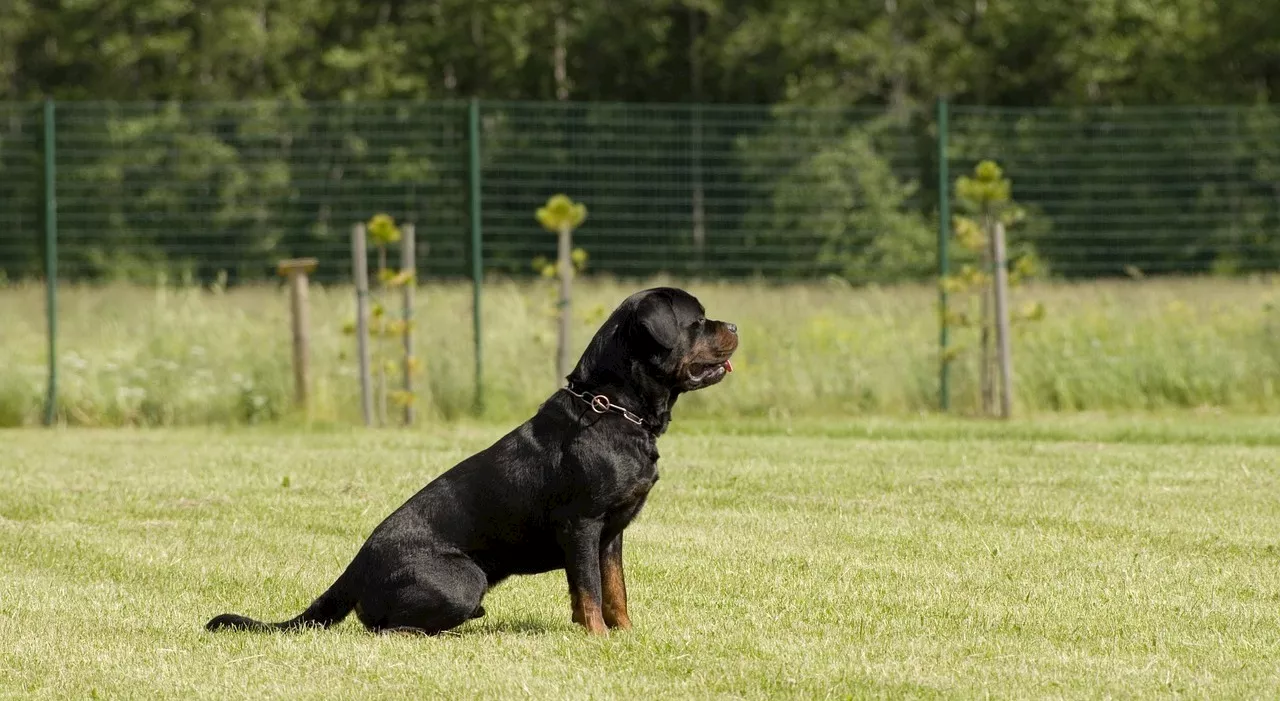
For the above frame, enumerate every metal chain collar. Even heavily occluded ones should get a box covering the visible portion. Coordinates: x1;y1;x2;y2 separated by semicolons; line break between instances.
563;385;646;426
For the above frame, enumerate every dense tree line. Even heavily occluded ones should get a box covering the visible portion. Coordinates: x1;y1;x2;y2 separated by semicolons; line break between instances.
1;1;1279;282
6;0;1279;107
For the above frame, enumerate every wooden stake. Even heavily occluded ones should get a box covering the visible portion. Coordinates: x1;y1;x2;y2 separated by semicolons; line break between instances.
556;223;573;382
401;224;416;427
979;213;995;415
376;244;389;427
276;257;318;412
352;224;373;427
992;220;1014;419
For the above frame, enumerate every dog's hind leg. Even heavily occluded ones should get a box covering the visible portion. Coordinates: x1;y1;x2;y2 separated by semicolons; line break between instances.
360;554;488;635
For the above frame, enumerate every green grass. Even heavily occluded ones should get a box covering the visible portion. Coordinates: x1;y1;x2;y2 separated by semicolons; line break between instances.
2;276;1280;427
3;417;1280;698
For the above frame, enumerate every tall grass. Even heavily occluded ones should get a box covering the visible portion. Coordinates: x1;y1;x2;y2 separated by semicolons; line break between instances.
1;276;1278;427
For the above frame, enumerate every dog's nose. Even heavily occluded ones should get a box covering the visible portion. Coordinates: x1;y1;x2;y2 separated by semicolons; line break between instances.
725;322;738;335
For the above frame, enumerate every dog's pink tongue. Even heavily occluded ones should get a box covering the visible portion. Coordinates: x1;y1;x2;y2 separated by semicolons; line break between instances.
724;359;733;373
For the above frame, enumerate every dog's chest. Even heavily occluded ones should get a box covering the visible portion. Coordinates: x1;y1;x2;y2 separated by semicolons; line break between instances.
606;457;659;512
622;468;658;504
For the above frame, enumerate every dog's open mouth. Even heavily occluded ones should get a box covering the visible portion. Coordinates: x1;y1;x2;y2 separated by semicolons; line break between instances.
687;359;733;383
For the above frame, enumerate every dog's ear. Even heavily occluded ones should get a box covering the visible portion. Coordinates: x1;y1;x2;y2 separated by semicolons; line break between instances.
634;293;683;351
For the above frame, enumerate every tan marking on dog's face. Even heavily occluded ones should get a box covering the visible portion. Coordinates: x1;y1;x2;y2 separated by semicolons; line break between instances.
674;318;739;390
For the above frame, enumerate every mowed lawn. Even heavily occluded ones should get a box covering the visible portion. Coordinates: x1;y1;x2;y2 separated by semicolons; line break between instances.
3;416;1280;699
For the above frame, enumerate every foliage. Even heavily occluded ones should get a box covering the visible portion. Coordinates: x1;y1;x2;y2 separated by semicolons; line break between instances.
3;98;1280;283
956;160;1013;214
1;0;1279;285
945;145;1041;279
366;213;402;247
535;194;588;233
946;107;1280;278
4;0;1280;107
530;195;593;331
1;0;1279;283
758;123;934;282
941;159;1046;418
531;250;589;280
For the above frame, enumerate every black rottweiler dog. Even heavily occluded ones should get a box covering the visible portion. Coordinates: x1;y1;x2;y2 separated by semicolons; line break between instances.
206;287;737;635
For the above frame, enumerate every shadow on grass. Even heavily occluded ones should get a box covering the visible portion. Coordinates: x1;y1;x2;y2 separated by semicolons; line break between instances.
455;616;563;637
367;616;563;638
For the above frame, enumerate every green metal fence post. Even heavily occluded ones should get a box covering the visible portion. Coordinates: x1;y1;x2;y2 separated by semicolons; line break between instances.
936;97;951;412
468;98;484;414
42;99;58;427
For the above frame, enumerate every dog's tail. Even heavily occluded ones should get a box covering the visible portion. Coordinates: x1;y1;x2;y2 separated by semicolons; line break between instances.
206;560;361;633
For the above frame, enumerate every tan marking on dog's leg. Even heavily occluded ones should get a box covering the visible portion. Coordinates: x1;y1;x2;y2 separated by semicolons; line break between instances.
570;587;607;635
601;552;631;630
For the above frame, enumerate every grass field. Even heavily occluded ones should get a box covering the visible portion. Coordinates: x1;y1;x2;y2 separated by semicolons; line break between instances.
2;275;1280;427
4;415;1280;698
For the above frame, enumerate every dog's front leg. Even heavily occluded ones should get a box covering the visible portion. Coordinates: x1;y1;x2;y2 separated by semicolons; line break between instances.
558;519;607;635
600;533;631;630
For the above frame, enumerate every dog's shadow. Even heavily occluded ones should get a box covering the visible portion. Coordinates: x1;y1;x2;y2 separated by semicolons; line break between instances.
457;615;562;637
376;616;561;638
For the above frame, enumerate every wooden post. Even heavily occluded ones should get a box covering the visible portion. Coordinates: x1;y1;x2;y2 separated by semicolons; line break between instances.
556;223;573;382
276;257;318;411
537;194;586;387
979;213;994;416
992;220;1014;419
936;98;951;412
376;243;388;427
401;224;416;427
352;224;374;427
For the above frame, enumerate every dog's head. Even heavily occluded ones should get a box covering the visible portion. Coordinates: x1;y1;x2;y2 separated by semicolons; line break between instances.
569;287;739;394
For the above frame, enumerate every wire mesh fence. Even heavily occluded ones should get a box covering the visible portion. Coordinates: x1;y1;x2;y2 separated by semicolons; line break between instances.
51;101;472;283
480;102;926;279
3;99;1280;426
2;100;934;284
948;105;1280;277
0;103;42;283
3;99;1278;284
